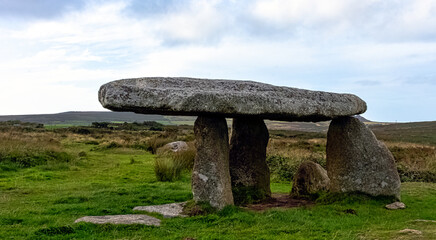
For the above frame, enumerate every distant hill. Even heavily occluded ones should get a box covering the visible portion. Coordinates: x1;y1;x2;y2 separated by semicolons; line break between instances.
0;111;166;125
0;111;371;131
369;121;436;145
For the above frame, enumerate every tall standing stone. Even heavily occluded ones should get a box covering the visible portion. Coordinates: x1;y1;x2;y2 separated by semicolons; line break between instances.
192;116;234;209
229;117;271;204
327;117;401;200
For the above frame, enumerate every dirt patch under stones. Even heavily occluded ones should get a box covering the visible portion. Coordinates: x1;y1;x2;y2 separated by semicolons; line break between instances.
243;193;314;211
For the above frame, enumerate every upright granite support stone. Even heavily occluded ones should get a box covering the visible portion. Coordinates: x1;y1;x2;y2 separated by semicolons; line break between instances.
192;116;234;209
327;117;401;200
229;117;271;204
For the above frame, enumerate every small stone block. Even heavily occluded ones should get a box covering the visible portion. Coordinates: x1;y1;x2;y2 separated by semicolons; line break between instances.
398;229;422;235
133;202;187;218
74;214;161;226
385;202;406;210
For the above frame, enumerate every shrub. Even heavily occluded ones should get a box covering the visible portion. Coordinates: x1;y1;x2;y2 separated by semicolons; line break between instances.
266;155;299;182
84;140;99;145
69;127;91;135
104;142;122;149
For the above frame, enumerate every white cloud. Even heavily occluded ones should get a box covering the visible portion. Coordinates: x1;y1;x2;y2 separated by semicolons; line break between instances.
252;0;353;26
0;82;103;115
0;0;435;121
156;0;228;44
250;0;436;42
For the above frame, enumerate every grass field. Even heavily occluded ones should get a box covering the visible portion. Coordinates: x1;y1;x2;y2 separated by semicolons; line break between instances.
1;124;436;239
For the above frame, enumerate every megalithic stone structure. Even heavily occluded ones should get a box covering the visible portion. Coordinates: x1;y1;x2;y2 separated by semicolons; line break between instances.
99;77;400;207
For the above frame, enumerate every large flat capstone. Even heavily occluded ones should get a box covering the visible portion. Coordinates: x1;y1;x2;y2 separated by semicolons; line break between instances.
99;77;366;122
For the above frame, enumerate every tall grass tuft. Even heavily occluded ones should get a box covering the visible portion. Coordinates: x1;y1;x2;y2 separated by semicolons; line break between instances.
154;156;185;181
147;136;173;154
154;143;196;182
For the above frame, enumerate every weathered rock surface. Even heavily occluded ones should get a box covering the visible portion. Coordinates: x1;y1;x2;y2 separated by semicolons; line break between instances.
327;117;401;200
99;77;367;122
398;229;422;235
229;117;271;204
291;161;330;197
412;219;436;223
385;202;406;210
162;141;189;152
192;116;234;209
74;215;160;226
133;202;187;218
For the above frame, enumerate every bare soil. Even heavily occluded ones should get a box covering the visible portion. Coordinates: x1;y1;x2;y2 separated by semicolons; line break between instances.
243;193;314;211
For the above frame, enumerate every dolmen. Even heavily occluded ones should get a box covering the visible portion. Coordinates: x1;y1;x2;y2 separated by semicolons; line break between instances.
99;77;401;209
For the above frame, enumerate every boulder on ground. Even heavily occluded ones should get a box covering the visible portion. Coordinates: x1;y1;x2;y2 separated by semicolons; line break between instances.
229;117;271;204
191;116;234;209
385;202;406;210
291;161;330;197
327;117;401;200
160;141;189;153
99;77;367;122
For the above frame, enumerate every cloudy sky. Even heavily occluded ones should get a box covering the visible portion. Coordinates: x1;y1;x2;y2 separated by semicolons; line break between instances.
0;0;435;122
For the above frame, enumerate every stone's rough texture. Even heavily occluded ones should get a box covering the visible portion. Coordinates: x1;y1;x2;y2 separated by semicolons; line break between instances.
162;141;188;152
291;161;330;197
398;229;422;235
192;116;234;209
229;117;271;204
74;215;160;226
327;117;401;200
385;202;406;210
99;77;367;122
133;202;187;218
412;219;436;223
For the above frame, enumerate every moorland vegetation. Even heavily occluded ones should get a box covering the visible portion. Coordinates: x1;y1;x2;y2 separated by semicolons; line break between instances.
0;120;435;239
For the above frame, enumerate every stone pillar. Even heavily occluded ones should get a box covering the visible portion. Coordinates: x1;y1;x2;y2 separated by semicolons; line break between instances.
229;117;271;204
327;116;401;200
192;116;234;209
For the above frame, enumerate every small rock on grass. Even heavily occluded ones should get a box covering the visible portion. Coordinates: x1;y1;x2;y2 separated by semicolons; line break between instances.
74;214;160;226
398;229;422;235
412;219;436;223
133;202;187;218
385;201;406;210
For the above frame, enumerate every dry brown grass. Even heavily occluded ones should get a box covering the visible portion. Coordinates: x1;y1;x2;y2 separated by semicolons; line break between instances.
267;138;326;163
0;130;74;168
267;137;436;183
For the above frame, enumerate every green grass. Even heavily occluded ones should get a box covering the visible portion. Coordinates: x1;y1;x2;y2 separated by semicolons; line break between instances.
1;127;436;239
1;143;436;239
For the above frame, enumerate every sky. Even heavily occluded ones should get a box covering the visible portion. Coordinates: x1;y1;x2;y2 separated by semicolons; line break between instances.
0;0;435;122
